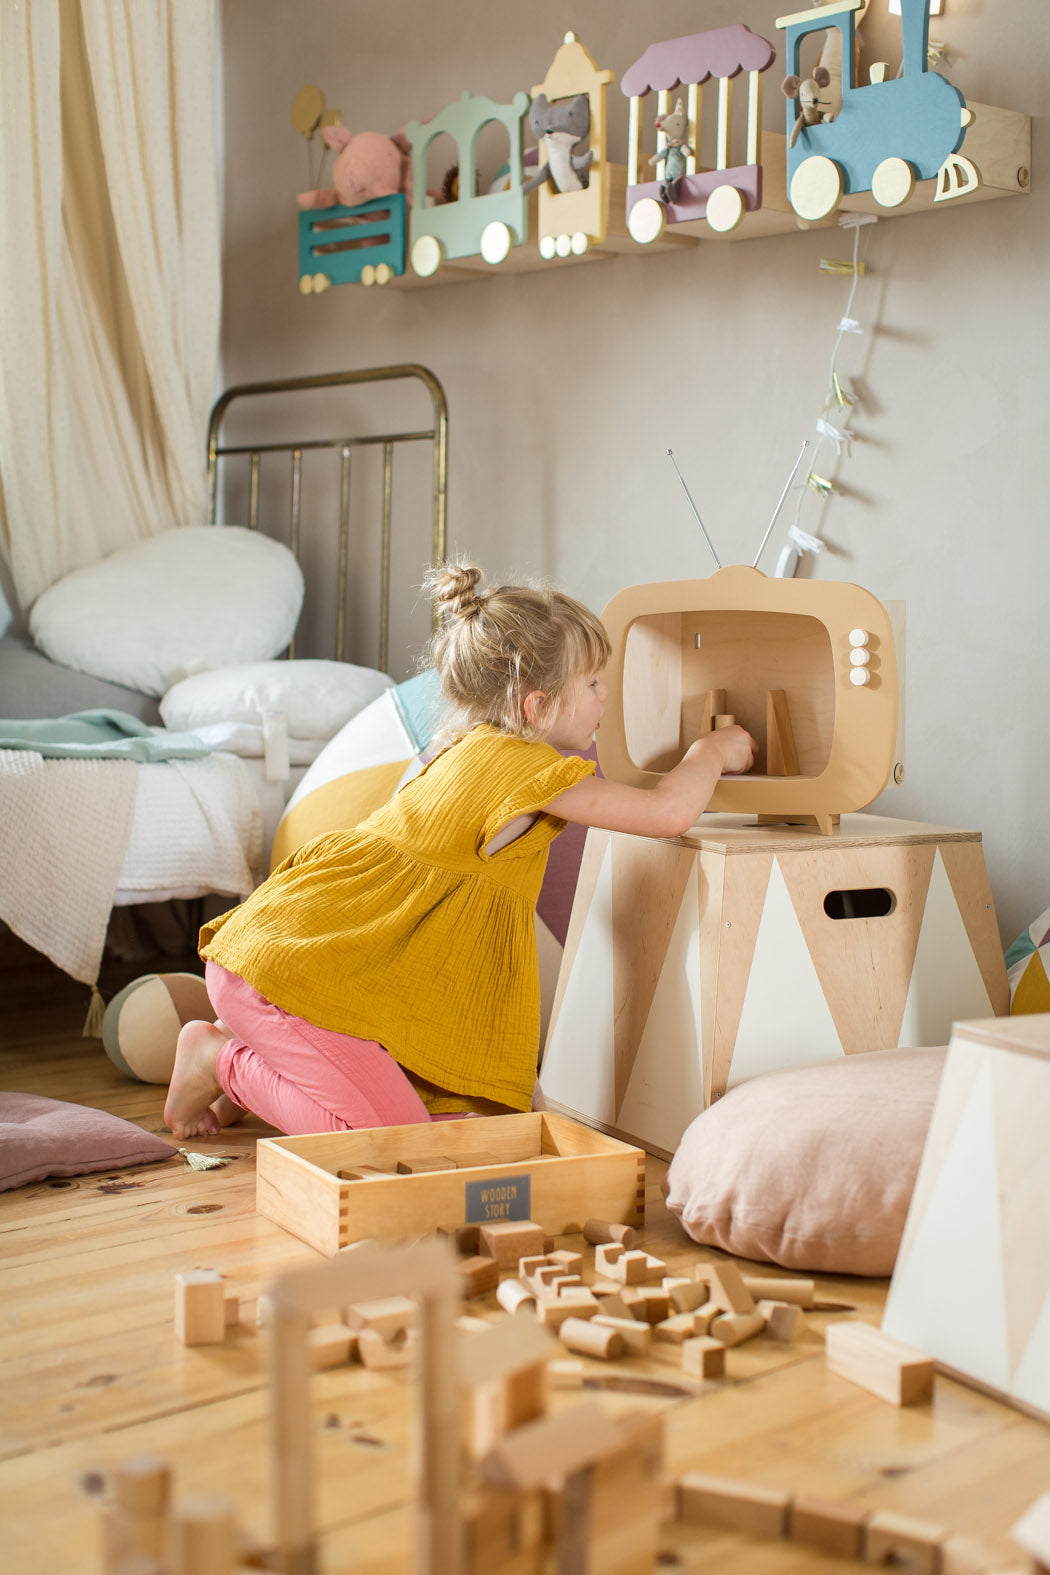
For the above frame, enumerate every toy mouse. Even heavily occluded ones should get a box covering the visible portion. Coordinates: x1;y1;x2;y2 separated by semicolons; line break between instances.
781;66;833;148
648;98;693;205
296;125;412;210
523;93;593;193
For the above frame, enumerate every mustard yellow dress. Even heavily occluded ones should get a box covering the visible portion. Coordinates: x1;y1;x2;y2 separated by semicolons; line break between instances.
200;725;595;1112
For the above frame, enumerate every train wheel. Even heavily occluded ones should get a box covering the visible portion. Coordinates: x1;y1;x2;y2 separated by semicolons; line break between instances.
789;156;843;222
360;265;376;287
627;197;666;245
570;231;589;256
706;185;745;234
480;221;512;265
539;235;557;260
411;234;443;277
374;263;393;285
872;157;916;208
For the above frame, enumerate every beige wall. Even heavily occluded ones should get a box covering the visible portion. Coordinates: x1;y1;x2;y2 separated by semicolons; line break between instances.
220;0;1049;945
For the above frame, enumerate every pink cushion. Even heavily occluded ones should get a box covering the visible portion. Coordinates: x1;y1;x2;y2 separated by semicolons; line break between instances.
0;1092;176;1191
662;1046;947;1277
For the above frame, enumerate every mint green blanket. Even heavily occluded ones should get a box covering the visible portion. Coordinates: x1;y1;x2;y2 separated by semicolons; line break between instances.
0;709;211;762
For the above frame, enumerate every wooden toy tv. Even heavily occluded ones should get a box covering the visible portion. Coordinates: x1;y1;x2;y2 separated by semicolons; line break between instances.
598;564;898;835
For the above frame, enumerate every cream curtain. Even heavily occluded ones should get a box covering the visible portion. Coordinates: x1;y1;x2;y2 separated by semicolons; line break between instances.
0;0;220;616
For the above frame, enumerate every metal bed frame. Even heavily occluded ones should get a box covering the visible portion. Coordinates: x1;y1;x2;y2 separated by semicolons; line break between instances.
206;364;448;672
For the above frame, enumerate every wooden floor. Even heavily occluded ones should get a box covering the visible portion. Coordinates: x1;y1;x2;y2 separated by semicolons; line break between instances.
2;934;1049;1575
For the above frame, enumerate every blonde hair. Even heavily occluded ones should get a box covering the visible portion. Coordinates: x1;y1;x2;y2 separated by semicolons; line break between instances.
422;562;611;742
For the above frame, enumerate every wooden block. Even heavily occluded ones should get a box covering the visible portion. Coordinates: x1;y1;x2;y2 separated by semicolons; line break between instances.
223;1291;240;1329
596;1245;660;1284
592;1314;652;1357
825;1321;935;1406
174;1270;226;1346
536;1291;599;1329
700;689;727;733
438;1223;482;1256
531;1265;575;1301
102;1456;171;1569
453;1151;504;1169
757;1299;804;1342
594;1291;633;1320
742;1275;816;1309
864;1509;950;1573
620;1287;671;1324
308;1322;358;1370
345;1295;417;1340
495;1278;537;1317
559;1317;624;1360
681;1336;726;1380
167;1493;239;1575
938;1531;1010;1574
583;1218;638;1248
396;1155;457;1174
655;1312;701;1344
677;1471;792;1536
766;688;800;776
458;1255;500;1299
357;1325;419;1370
708;1261;756;1315
790;1495;869;1558
518;1254;551;1282
547;1249;583;1275
710;1309;765;1347
549;1358;585;1389
692;1300;719;1335
479;1220;547;1269
667;1279;709;1314
337;1165;395;1180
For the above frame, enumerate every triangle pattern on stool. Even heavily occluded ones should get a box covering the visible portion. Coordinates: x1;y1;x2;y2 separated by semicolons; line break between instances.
540;837;618;1125
898;851;994;1046
726;856;844;1091
991;1047;1050;1384
883;1051;1011;1395
617;870;703;1154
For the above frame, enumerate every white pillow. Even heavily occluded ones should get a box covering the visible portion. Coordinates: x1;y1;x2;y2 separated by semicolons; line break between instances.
29;526;304;698
160;660;393;741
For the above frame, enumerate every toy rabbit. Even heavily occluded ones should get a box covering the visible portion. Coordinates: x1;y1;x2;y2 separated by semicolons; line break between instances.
648;98;693;204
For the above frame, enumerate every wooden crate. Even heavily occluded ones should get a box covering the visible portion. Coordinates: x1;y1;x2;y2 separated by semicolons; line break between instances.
256;1111;646;1256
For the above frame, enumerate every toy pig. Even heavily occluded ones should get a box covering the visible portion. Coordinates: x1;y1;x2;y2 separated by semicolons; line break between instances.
297;126;412;210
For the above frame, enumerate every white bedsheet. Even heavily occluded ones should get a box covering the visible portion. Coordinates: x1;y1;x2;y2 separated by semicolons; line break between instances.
115;753;264;904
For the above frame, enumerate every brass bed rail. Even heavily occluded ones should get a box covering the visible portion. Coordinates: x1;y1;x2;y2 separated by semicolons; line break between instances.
206;364;448;673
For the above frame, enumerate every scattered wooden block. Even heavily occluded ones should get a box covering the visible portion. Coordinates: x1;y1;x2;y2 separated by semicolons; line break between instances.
595;1245;662;1284
692;1300;719;1335
495;1278;537;1318
101;1455;171;1570
592;1314;652;1357
710;1309;765;1347
547;1249;583;1275
708;1261;756;1316
167;1492;239;1575
790;1495;869;1558
677;1471;792;1536
396;1155;457;1174
583;1218;638;1249
757;1299;803;1342
344;1296;417;1341
453;1151;504;1170
825;1321;935;1406
667;1279;709;1315
594;1291;633;1321
518;1254;551;1282
478;1220;547;1269
337;1165;394;1180
174;1270;226;1346
654;1312;701;1345
308;1322;358;1370
438;1223;481;1256
531;1265;576;1301
559;1317;624;1360
536;1291;600;1330
357;1326;419;1370
864;1509;950;1573
458;1256;500;1299
742;1275;816;1309
223;1290;240;1329
548;1358;585;1389
619;1287;672;1324
681;1336;726;1380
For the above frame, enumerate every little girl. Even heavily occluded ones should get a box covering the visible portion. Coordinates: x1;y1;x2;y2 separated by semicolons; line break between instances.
164;563;756;1139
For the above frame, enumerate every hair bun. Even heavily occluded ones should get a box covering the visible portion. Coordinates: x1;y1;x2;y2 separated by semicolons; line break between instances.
432;562;485;620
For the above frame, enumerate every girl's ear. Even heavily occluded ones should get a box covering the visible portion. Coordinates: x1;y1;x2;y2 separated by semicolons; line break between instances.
522;689;549;728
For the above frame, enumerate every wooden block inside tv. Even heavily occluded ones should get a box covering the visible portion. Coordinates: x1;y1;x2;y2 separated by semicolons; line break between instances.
598;564;899;834
256;1112;646;1256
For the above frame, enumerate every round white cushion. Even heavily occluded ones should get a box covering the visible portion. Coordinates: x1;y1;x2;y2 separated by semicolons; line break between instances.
29;526;304;698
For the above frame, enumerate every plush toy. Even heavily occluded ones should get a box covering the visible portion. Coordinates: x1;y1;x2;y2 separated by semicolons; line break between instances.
781;66;833;148
523;93;593;193
648;98;693;205
296;125;413;210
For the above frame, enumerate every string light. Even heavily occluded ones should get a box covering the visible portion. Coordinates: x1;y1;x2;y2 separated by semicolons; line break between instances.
775;213;877;578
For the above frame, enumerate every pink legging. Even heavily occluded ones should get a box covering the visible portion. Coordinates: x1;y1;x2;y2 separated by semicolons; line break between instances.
206;961;433;1135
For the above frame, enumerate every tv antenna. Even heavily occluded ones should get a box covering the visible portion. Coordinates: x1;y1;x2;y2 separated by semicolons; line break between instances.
666;439;809;572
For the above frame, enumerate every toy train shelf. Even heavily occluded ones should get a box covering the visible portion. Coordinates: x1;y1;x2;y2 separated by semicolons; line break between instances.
597;566;898;836
295;10;1029;290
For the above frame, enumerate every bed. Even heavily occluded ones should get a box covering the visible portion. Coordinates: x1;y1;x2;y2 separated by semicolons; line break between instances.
0;364;449;1022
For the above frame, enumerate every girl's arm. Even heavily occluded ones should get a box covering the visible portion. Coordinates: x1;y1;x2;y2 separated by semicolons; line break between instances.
546;724;757;839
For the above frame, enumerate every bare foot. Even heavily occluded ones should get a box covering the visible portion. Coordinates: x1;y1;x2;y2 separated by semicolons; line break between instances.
164;1020;233;1140
209;1093;246;1129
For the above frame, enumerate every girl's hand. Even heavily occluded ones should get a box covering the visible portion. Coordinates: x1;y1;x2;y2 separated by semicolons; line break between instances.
707;724;758;776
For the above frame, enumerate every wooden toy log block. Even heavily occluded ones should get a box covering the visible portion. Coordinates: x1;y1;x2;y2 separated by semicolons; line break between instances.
790;1495;870;1558
681;1336;726;1380
167;1494;240;1575
344;1296;418;1340
357;1325;419;1370
742;1275;816;1308
536;1290;600;1329
864;1509;951;1573
174;1270;227;1346
396;1155;458;1174
700;689;728;733
478;1220;547;1269
308;1322;359;1370
707;1260;756;1315
458;1256;500;1299
766;688;800;776
710;1309;765;1347
101;1456;171;1571
495;1278;537;1317
559;1316;624;1360
592;1313;652;1357
757;1299;804;1342
677;1472;792;1537
583;1217;638;1248
655;1312;702;1344
713;714;736;729
825;1321;935;1406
